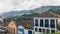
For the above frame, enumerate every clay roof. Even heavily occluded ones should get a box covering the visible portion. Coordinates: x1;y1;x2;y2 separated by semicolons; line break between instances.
1;20;34;29
34;11;60;18
15;20;34;28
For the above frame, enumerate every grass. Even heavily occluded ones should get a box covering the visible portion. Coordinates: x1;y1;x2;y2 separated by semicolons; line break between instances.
44;32;60;34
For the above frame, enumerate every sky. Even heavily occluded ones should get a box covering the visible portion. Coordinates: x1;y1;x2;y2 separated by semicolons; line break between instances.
0;0;60;13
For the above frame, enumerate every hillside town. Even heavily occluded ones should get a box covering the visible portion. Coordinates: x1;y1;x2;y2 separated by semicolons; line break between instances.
0;11;60;34
0;0;60;34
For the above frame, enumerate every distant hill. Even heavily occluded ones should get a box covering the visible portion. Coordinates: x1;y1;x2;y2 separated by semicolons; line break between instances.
3;6;60;22
1;10;32;17
1;6;60;18
48;8;60;15
32;6;60;14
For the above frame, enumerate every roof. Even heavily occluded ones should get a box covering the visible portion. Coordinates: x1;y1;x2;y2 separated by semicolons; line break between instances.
1;20;34;29
34;11;60;18
18;25;24;28
15;20;34;29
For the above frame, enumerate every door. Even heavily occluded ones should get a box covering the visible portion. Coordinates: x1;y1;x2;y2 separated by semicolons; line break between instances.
28;31;32;34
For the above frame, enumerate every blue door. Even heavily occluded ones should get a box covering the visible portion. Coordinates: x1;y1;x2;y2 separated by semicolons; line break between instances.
28;31;32;34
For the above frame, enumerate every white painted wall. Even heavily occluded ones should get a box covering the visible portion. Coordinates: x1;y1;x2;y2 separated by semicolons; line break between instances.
24;29;33;34
34;17;59;33
24;29;28;34
35;32;44;34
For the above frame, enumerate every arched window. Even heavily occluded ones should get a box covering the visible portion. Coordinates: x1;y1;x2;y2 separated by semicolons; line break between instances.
40;19;43;27
45;19;49;27
50;19;55;28
35;19;38;26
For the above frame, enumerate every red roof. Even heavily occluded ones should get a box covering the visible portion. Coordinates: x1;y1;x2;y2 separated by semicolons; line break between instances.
1;24;8;27
16;20;34;28
34;11;60;18
1;20;34;29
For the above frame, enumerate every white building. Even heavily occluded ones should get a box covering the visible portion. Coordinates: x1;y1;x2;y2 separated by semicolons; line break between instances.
33;11;60;34
18;25;33;34
0;16;4;23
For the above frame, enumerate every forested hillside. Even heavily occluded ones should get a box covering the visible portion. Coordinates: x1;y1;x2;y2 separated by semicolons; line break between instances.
4;6;60;23
48;8;60;15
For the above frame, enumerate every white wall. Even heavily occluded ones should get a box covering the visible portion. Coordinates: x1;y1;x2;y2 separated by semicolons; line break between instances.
34;17;58;33
24;29;33;34
35;32;44;34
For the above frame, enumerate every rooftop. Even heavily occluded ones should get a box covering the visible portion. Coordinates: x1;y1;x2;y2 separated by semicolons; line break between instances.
34;11;60;18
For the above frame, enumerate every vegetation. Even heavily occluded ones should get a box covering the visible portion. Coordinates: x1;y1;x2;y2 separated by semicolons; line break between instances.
57;22;60;32
26;24;33;29
43;32;60;34
57;25;60;31
48;8;60;15
4;13;39;23
4;8;60;23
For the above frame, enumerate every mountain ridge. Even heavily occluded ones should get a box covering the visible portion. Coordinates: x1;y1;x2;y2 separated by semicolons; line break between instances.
1;6;60;18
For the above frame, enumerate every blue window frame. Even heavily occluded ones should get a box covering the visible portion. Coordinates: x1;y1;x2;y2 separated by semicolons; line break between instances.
35;19;38;26
50;19;55;28
45;19;49;27
40;19;43;27
35;28;38;32
51;30;55;33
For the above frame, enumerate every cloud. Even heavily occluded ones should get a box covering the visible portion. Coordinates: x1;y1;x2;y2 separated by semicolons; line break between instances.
0;0;60;13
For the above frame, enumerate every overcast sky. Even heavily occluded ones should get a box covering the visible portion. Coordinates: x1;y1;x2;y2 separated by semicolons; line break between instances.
0;0;60;13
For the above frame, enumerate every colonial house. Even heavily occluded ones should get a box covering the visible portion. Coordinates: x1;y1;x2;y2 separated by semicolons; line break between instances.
33;11;60;34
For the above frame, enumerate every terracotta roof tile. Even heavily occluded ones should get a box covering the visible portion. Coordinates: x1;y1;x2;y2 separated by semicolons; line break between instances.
2;20;34;29
34;11;60;18
15;20;34;28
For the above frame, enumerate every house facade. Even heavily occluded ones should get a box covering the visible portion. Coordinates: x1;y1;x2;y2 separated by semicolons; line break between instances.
33;11;60;34
8;20;17;34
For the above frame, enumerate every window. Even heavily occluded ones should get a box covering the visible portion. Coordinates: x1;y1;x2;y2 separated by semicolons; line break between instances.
43;29;45;33
51;30;55;33
39;28;41;32
35;19;38;26
45;19;49;27
35;28;38;32
46;29;50;33
40;19;43;27
28;31;32;34
50;19;55;28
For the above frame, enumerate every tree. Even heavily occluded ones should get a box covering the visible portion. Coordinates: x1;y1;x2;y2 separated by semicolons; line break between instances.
57;25;60;31
26;24;33;29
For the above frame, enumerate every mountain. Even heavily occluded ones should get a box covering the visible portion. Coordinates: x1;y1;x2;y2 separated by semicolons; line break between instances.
48;8;60;15
1;6;60;18
1;10;32;17
32;6;60;14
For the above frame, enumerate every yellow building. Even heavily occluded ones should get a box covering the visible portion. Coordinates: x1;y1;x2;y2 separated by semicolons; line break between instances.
8;20;18;34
